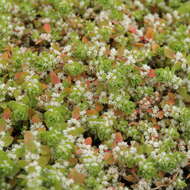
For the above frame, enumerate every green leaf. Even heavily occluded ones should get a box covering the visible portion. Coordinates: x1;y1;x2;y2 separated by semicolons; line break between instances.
38;155;50;167
178;86;190;103
69;127;85;136
2;134;13;147
178;2;190;14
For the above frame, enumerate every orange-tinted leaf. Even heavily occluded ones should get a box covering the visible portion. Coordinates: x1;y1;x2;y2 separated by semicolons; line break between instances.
114;109;125;117
0;125;5;132
69;157;78;165
75;147;82;155
14;72;27;80
130;168;137;173
24;131;33;144
150;117;156;123
166;99;175;105
82;36;89;44
86;80;91;89
147;69;156;78
129;122;138;126
67;75;72;82
134;108;140;113
28;109;35;120
35;39;43;45
145;27;154;40
116;56;128;62
158;171;165;178
43;23;51;33
166;92;175;105
105;49;111;56
73;74;83;81
72;107;80;120
82;73;87;78
64;87;72;94
119;183;125;187
60;52;67;58
153;125;161;130
104;152;115;164
155;181;163;188
86;109;97;116
107;187;116;190
123;175;138;183
93;80;99;86
94;148;99;153
146;108;153;113
151;135;159;140
2;108;11;120
68;169;86;184
50;71;60;84
36;128;46;132
156;110;164;119
115;132;123;143
128;25;137;34
1;52;10;59
168;92;175;99
40;83;48;90
95;104;103;112
31;114;41;123
152;43;159;53
133;43;144;48
94;95;99;100
84;137;92;145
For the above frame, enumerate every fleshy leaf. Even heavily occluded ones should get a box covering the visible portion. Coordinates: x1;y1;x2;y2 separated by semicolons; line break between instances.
2;108;11;120
2;134;13;147
164;47;175;59
68;169;86;184
24;131;33;144
43;23;51;33
84;137;92;145
50;71;60;84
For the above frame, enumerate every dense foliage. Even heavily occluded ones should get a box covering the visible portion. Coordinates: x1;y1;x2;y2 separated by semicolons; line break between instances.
0;0;190;189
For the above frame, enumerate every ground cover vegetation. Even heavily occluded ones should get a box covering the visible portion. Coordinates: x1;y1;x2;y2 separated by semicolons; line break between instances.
0;0;190;189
